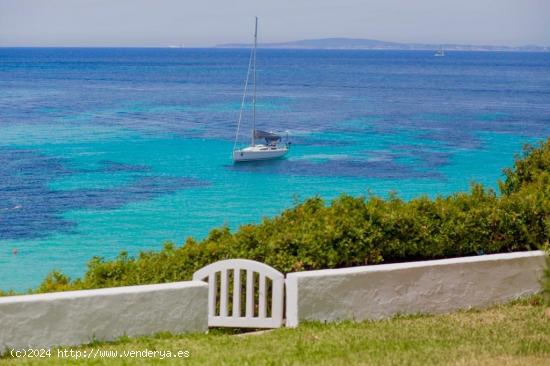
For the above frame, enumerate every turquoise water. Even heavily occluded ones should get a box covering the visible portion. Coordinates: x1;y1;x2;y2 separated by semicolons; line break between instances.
0;48;549;291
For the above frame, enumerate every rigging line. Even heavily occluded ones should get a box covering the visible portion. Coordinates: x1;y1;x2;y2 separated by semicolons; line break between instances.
252;16;258;147
233;46;255;152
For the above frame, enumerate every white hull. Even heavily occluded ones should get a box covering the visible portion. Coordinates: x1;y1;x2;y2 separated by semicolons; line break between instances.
233;145;288;162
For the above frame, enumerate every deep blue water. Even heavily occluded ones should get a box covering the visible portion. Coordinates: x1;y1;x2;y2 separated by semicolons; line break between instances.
0;48;549;291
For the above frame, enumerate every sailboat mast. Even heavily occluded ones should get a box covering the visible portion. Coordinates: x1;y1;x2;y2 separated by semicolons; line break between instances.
251;16;258;147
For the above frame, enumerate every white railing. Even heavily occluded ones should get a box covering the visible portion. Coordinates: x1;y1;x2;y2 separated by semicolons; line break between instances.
193;259;284;328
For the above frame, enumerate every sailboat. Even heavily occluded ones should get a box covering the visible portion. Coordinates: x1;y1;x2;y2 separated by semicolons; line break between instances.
232;17;290;163
434;45;445;57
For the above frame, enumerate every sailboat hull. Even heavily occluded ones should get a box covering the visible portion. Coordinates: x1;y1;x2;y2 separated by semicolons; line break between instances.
233;145;288;162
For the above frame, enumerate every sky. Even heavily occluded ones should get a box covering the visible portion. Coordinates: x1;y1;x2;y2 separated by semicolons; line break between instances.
1;0;549;47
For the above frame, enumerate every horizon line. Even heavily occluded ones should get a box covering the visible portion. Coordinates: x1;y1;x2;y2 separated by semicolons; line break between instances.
1;36;549;49
0;46;548;52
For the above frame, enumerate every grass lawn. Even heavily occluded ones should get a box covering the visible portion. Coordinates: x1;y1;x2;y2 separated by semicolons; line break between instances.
3;297;550;365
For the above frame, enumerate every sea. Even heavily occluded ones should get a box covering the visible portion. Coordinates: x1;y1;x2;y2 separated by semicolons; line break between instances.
0;48;549;291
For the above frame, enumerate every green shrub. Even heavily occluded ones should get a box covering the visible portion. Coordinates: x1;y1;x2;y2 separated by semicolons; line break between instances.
25;138;550;293
34;271;73;294
544;250;550;306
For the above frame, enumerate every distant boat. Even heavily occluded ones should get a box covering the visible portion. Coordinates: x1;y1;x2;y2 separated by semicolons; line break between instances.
434;46;445;57
232;17;290;163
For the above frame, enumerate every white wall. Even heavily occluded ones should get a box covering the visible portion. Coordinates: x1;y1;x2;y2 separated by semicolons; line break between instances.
285;251;546;327
1;251;545;350
0;281;208;353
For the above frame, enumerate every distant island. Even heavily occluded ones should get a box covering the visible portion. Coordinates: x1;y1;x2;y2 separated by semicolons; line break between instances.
217;37;549;52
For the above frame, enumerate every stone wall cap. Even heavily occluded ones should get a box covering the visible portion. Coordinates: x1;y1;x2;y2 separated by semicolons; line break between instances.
286;250;546;279
0;280;208;304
